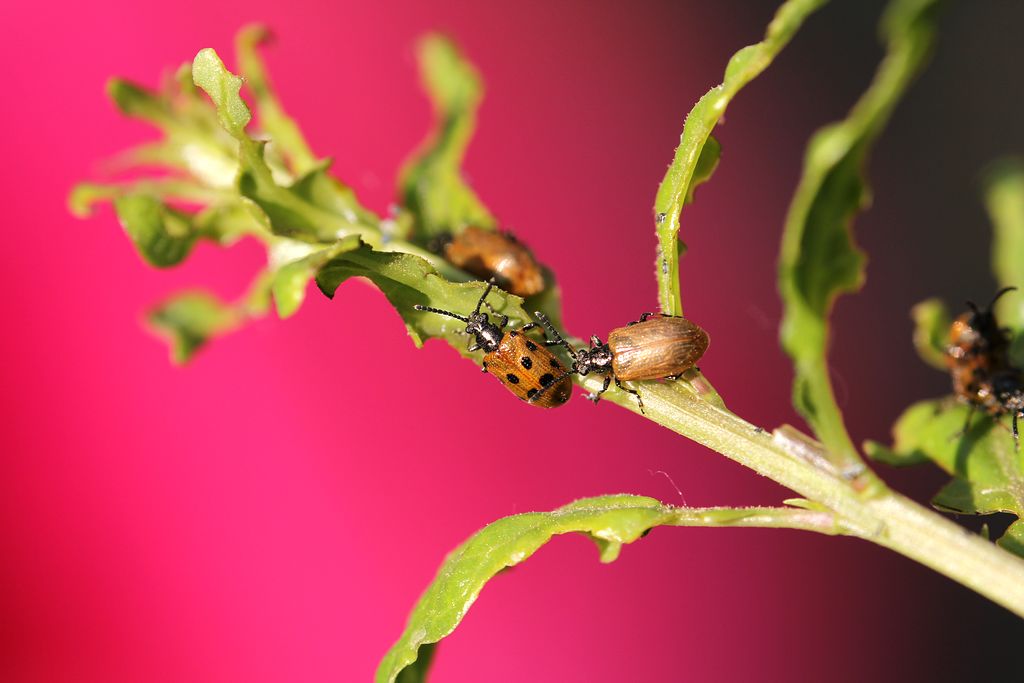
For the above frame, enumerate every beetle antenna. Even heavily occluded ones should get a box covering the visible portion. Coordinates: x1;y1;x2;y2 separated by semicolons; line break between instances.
987;286;1018;312
413;305;468;323
473;279;497;316
533;310;577;358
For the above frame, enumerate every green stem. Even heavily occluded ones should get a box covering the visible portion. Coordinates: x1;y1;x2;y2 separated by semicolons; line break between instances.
668;506;843;535
581;377;1024;617
862;493;1024;615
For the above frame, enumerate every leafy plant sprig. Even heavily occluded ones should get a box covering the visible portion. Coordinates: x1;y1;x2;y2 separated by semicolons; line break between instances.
865;159;1024;557
71;2;1024;682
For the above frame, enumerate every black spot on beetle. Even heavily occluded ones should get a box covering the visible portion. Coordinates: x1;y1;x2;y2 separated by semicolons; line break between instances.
520;356;533;370
509;330;519;337
525;340;538;351
539;373;555;387
550;358;560;368
526;388;539;399
506;373;520;384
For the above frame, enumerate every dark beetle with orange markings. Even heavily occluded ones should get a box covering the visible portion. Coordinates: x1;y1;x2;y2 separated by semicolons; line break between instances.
946;287;1024;447
432;226;545;297
947;287;1015;406
414;281;572;408
537;311;709;413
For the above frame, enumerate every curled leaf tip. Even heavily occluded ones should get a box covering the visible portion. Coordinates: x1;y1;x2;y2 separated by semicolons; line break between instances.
983;157;1024;330
401;32;495;238
239;22;273;45
192;47;252;133
416;33;482;111
778;0;940;468
68;183;103;218
911;298;951;371
654;0;824;316
146;290;242;363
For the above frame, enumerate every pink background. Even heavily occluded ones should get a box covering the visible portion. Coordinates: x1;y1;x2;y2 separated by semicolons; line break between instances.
3;1;1023;681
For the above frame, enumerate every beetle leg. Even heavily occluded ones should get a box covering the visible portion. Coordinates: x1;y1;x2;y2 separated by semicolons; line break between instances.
949;404;977;442
614;376;645;415
468;339;480;352
627;312;655;326
962;404;976;435
481;360;489;373
589;335;602;348
499;315;509;329
520;322;538;333
1014;412;1020;452
665;367;698;380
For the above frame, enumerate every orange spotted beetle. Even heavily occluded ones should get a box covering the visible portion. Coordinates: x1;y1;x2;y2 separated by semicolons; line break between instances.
536;311;709;414
414;280;572;408
431;226;545;297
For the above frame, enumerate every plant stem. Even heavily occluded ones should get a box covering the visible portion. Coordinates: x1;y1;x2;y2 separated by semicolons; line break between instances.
862;493;1024;616
582;376;1024;617
667;506;844;535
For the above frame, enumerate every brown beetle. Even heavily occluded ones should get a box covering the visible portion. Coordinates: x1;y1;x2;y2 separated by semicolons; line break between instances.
433;226;545;297
414;281;572;408
536;311;710;413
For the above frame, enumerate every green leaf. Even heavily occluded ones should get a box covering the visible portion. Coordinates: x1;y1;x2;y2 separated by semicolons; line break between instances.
932;477;1020;516
376;494;675;683
686;135;721;206
393;644;435;683
147;291;242;363
998;520;1024;557
864;400;938;467
113;194;202;267
236;24;318;175
109;193;264;266
69;179;225;219
192;47;379;242
106;74;239;188
778;0;939;465
911;298;951;370
865;399;1024;556
289;161;382;229
79;39;451;355
312;235;565;356
654;0;826;316
107;78;175;127
399;34;496;239
316;242;531;348
984;158;1024;331
192;48;252;135
147;272;273;363
271;235;362;318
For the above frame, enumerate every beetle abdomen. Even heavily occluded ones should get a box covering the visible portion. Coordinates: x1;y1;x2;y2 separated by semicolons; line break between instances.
485;331;572;408
609;316;709;381
443;226;545;297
